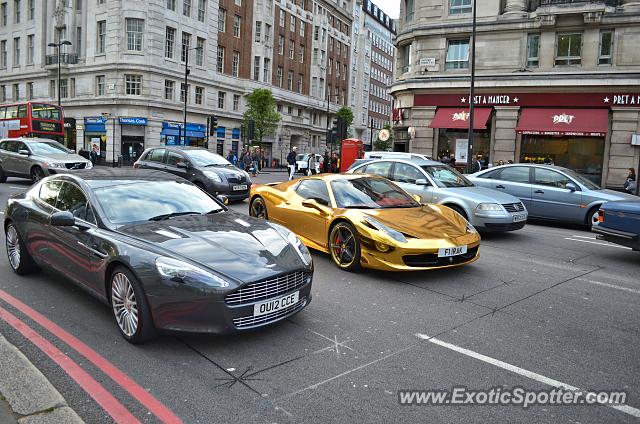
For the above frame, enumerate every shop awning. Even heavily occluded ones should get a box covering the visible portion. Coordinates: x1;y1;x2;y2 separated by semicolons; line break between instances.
516;108;609;137
428;108;492;130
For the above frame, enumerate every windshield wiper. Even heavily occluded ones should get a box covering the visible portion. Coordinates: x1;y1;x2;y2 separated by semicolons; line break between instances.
204;163;226;167
148;211;201;221
204;209;224;215
342;205;379;209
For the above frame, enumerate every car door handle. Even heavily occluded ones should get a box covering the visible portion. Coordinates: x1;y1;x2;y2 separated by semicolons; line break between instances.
534;190;544;194
495;185;505;189
77;241;108;259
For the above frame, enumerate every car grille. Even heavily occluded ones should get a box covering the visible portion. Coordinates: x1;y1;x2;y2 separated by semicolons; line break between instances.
233;298;307;329
65;162;87;170
225;271;311;306
403;246;479;268
226;175;248;184
502;202;525;213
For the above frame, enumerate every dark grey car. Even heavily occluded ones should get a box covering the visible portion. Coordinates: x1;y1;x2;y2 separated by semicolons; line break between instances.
470;164;638;227
134;147;251;201
4;169;313;343
0;137;93;183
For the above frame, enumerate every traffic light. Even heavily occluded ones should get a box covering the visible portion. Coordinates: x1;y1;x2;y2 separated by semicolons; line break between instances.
207;115;218;136
247;120;256;141
337;117;348;140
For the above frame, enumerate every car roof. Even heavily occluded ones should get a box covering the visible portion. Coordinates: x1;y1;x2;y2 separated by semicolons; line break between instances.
476;163;575;174
54;169;188;188
299;173;389;182
1;137;59;143
354;158;442;167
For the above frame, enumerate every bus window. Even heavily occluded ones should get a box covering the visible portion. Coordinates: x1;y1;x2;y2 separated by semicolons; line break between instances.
6;106;18;119
31;104;61;120
0;107;6;119
17;105;27;118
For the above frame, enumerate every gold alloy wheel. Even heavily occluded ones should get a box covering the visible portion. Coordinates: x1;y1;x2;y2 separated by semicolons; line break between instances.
250;197;268;219
329;223;360;271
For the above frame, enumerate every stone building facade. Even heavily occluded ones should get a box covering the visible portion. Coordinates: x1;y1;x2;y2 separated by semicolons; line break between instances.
0;0;353;166
390;0;640;188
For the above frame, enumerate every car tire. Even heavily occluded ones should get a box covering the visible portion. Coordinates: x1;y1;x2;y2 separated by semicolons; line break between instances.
30;166;45;183
586;206;600;229
0;166;7;183
109;266;156;344
5;223;38;275
249;196;268;219
329;222;361;272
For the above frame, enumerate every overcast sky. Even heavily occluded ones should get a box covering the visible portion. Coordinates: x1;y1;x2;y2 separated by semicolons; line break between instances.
373;0;400;18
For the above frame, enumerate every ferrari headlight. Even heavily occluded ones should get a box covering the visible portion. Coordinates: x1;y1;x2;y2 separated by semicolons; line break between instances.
270;223;312;266
363;216;407;243
476;203;502;212
375;241;391;252
155;257;230;288
466;222;477;234
203;171;223;183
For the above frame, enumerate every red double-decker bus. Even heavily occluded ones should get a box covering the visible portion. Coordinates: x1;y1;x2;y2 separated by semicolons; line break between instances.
0;102;65;141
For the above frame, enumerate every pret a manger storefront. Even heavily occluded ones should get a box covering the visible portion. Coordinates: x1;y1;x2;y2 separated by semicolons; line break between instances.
412;92;640;187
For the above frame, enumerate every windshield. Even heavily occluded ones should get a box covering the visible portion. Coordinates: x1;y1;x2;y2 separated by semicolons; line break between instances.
563;169;601;190
28;141;71;155
95;181;224;224
183;150;230;167
331;177;419;209
421;165;473;188
31;104;62;120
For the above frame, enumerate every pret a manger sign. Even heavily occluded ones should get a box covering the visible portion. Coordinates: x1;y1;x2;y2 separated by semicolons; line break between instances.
452;112;470;122
553;114;575;125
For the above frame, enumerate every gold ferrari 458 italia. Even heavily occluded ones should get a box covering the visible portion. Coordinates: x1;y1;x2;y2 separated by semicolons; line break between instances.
249;174;481;272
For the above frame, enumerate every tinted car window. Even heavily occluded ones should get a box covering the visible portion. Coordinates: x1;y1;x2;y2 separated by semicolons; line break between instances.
39;181;64;207
184;149;230;167
331;178;418;209
499;167;531;184
476;168;502;179
296;179;330;205
393;163;423;184
57;182;90;219
16;142;28;153
421;165;473;188
147;149;166;163
166;151;186;167
364;161;393;178
28;141;70;155
1;140;18;152
534;168;570;188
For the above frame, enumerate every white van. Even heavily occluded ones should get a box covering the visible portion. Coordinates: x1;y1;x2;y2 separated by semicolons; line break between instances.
364;151;433;161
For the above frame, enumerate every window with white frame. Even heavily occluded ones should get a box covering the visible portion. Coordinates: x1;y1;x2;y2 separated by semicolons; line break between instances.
526;33;539;68
263;58;270;82
197;0;206;22
445;39;469;69
26;34;33;64
279;9;285;27
165;27;175;58
96;75;105;96
181;31;191;62
233;15;241;37
195;86;204;104
265;24;271;43
167;0;175;11
218;8;226;32
555;33;582;66
196;37;205;66
216;45;224;72
598;30;613;65
97;20;106;54
125;18;144;51
287;71;293;90
232;50;239;76
253;55;260;81
289;40;294;59
164;79;174;100
276;67;283;87
59;78;68;98
449;0;471;15
125;74;142;95
233;94;240;111
217;91;225;109
255;21;261;42
278;35;284;55
183;0;191;16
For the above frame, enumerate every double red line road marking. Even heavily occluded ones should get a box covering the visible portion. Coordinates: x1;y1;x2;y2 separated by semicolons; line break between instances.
0;289;183;424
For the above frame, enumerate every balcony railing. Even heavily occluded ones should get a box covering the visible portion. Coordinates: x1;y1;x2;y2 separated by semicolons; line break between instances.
45;53;79;66
528;0;619;10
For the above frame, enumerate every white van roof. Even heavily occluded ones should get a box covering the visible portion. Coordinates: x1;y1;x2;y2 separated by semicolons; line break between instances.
364;151;432;160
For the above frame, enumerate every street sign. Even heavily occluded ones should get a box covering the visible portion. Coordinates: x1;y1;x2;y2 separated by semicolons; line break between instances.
378;128;391;142
632;134;640;146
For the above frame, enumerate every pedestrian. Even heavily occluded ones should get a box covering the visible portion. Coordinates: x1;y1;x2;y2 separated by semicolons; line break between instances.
497;159;505;166
471;155;483;173
227;149;237;166
287;146;297;180
243;149;252;172
251;148;260;175
90;144;98;166
507;159;514;164
323;151;330;173
624;168;636;191
308;153;316;175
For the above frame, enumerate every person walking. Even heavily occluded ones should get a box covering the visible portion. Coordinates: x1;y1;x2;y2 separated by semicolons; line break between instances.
243;149;252;173
308;153;316;175
226;150;237;166
251;148;260;175
471;155;483;173
287;147;298;180
624;168;636;193
323;151;330;173
497;159;505;166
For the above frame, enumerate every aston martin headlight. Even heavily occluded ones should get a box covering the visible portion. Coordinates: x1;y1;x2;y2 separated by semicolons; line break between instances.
363;216;407;243
476;203;503;212
155;257;230;288
203;171;223;183
270;223;312;266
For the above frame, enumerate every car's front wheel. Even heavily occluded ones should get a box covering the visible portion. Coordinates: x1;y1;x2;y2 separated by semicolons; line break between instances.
30;166;45;183
5;223;38;275
110;266;156;344
329;222;361;272
249;196;268;219
0;166;7;183
587;206;600;229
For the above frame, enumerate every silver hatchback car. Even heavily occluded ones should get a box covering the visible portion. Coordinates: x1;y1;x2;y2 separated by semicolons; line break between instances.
348;158;529;232
0;138;92;183
470;164;638;228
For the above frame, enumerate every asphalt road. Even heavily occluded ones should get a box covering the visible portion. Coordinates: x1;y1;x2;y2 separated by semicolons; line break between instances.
0;171;639;424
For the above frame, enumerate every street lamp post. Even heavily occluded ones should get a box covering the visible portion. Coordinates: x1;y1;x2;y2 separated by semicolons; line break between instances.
47;40;72;106
182;46;203;146
466;0;477;174
369;118;375;149
325;93;341;155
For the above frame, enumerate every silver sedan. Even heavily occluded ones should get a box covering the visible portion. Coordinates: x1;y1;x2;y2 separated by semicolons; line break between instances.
348;158;528;232
469;164;637;228
0;137;92;183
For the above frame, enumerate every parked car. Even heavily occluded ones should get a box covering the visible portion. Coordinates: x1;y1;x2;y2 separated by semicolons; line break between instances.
0;137;93;183
470;164;638;228
364;151;433;161
249;174;481;271
295;153;323;175
4;169;313;343
592;201;640;251
348;159;528;232
134;146;251;201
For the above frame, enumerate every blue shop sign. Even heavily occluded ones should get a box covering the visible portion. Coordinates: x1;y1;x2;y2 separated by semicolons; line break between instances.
119;117;148;125
162;121;206;132
84;117;107;124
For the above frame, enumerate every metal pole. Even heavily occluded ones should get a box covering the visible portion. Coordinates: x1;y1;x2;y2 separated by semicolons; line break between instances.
112;116;116;167
57;46;61;106
182;48;189;146
466;0;477;174
635;152;640;196
326;93;330;154
369;118;374;148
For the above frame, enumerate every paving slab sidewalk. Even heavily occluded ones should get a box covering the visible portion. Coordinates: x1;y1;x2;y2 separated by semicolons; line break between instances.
0;333;84;424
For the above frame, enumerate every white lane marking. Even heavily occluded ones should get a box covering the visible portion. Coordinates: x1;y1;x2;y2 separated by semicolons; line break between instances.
571;235;597;240
415;334;640;418
564;238;631;249
9;186;25;189
578;278;640;295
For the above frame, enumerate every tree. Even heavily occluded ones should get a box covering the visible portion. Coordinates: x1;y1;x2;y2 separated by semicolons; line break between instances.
242;89;281;145
373;124;393;151
336;106;354;127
